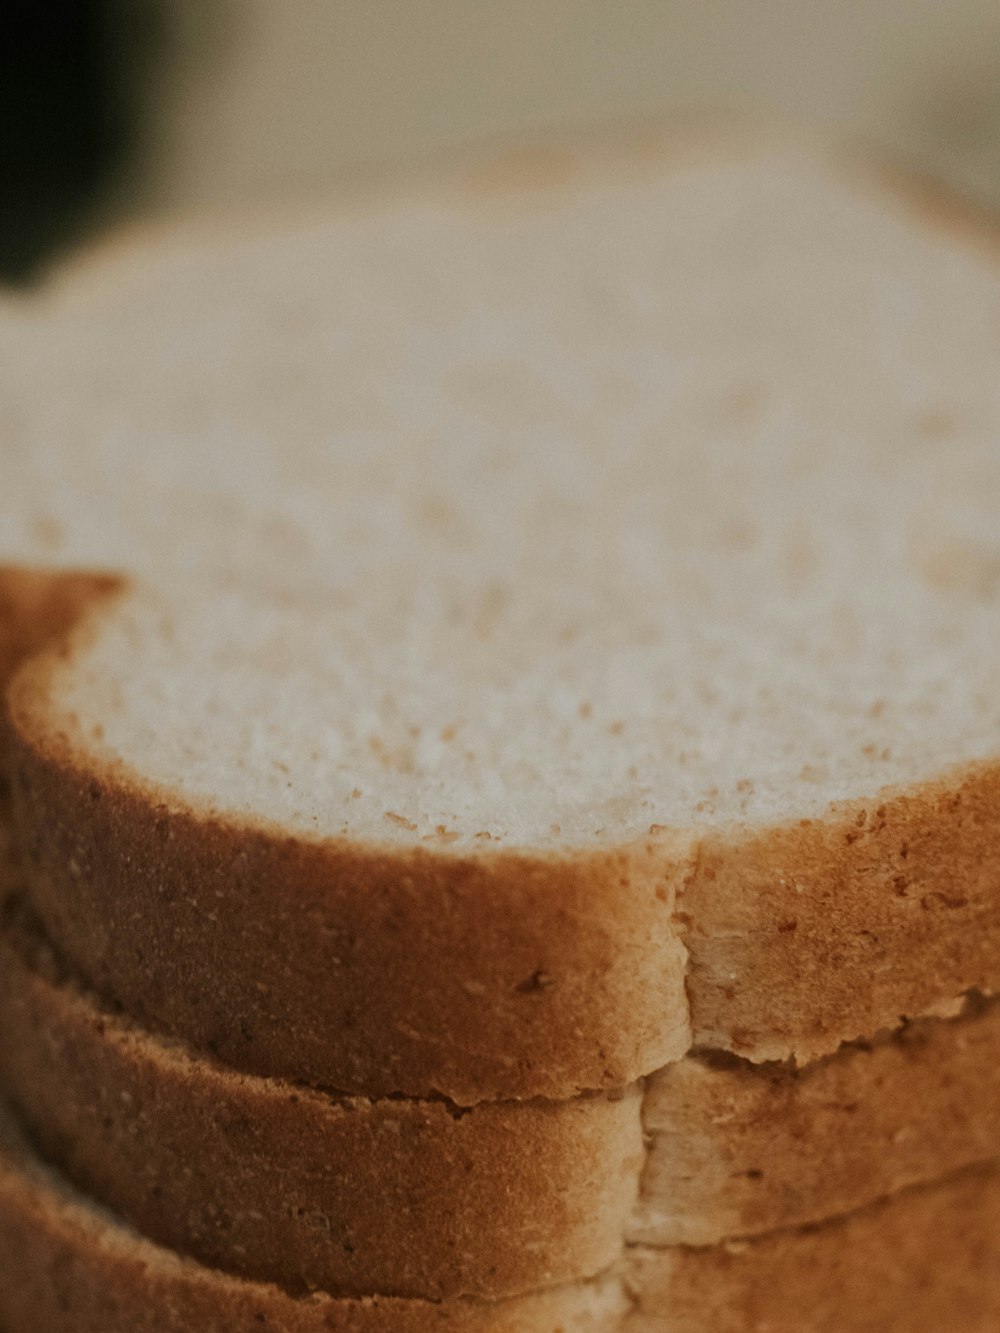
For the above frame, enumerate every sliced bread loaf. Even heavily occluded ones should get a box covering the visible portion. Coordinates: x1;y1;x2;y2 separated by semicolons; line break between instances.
6;132;1000;1100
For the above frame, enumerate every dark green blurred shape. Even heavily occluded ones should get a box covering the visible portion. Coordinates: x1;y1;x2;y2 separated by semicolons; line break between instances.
0;2;157;284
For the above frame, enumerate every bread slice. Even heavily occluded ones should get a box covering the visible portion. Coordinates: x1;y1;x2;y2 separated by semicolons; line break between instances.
5;884;1000;1302
6;132;1000;1099
2;1091;999;1333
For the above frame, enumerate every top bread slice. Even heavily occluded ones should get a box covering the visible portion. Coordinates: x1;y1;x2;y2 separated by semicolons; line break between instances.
7;126;1000;1101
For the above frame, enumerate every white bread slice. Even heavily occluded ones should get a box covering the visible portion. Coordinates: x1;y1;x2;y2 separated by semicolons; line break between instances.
5;887;1000;1299
2;1092;1000;1333
7;131;1000;1098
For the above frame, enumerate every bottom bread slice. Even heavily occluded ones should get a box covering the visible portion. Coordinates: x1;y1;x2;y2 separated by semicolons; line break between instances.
3;1097;1000;1333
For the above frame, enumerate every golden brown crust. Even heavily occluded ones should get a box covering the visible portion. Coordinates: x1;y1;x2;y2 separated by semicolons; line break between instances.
638;993;1000;1245
7;885;1000;1294
630;1163;1000;1332
0;568;121;930
0;903;642;1301
3;1096;1000;1333
854;146;1000;262
0;1108;626;1332
0;568;120;693
683;763;1000;1062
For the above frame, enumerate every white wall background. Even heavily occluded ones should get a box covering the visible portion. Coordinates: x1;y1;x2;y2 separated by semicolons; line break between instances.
133;1;1000;213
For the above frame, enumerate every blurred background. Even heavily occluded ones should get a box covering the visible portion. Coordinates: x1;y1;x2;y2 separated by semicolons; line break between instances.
4;0;1000;283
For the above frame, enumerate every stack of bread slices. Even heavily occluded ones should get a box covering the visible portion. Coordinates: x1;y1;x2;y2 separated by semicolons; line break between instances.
3;125;1000;1331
